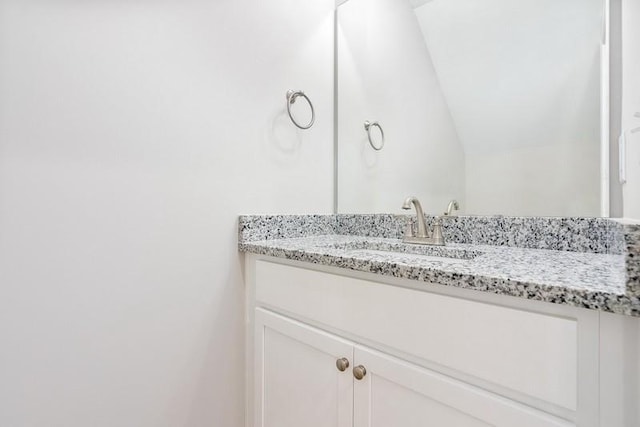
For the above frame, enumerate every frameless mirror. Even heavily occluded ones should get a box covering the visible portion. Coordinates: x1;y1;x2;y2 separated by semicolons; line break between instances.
336;0;609;216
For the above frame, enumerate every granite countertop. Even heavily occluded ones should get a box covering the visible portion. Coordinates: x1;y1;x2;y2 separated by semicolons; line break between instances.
238;215;640;317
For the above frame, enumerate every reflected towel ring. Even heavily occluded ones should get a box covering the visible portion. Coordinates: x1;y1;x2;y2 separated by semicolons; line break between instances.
286;90;315;130
364;121;385;150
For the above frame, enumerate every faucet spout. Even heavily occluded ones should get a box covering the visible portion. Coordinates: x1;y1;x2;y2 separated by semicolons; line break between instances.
402;196;429;238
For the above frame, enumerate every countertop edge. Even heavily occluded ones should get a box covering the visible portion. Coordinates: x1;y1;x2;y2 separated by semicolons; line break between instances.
239;241;639;317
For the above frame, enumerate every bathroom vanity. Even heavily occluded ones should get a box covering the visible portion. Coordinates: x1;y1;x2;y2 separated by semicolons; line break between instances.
239;215;640;427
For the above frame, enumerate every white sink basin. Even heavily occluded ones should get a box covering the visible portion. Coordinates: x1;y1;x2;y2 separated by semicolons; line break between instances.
345;249;471;263
325;240;480;261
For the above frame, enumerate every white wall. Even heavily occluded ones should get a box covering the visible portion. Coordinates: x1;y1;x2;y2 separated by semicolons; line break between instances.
415;0;602;216
465;143;600;216
0;1;334;426
337;0;466;215
621;0;640;219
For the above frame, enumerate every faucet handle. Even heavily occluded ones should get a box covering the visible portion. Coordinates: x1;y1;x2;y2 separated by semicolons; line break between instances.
431;217;445;245
404;221;414;238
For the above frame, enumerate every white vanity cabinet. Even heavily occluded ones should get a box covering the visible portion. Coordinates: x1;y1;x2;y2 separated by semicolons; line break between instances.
245;254;640;427
255;308;570;427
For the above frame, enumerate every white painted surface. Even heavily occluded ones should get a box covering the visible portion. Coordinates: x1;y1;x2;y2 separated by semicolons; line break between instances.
464;143;600;216
254;309;353;427
254;260;586;413
621;0;640;219
0;1;334;426
337;0;465;215
599;313;640;427
253;302;571;427
353;346;572;427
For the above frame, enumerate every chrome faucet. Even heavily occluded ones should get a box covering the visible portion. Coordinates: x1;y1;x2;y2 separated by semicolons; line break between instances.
401;196;445;246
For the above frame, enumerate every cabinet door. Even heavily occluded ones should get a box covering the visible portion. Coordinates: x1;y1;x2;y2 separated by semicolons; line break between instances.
254;308;353;427
353;346;573;427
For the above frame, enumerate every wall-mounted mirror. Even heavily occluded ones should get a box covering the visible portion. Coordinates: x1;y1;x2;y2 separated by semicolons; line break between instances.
336;0;610;216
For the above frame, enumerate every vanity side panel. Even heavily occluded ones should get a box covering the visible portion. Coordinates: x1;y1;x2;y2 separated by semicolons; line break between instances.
254;260;582;413
244;253;257;427
599;312;640;427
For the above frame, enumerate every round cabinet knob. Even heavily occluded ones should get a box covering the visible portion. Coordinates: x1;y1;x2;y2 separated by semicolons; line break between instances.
336;357;350;372
353;365;367;380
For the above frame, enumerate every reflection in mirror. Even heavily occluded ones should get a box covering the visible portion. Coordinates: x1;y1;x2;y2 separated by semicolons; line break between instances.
337;0;607;216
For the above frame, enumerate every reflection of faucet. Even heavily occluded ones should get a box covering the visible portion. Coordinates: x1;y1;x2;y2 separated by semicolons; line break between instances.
401;196;445;246
444;200;459;216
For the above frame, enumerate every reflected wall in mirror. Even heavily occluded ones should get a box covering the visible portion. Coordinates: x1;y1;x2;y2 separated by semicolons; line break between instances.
337;0;607;216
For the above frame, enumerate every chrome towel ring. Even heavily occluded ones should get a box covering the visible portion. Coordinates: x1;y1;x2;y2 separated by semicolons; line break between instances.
286;90;315;130
364;120;385;150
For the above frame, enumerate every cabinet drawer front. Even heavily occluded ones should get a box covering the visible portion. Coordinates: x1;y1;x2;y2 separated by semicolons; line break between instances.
255;260;579;411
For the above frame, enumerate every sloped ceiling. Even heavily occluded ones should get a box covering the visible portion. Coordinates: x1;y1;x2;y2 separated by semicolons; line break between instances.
414;0;603;153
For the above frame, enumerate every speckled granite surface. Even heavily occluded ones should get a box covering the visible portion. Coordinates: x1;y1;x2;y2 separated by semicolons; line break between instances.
238;215;640;316
624;223;640;298
239;214;623;254
238;215;336;242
